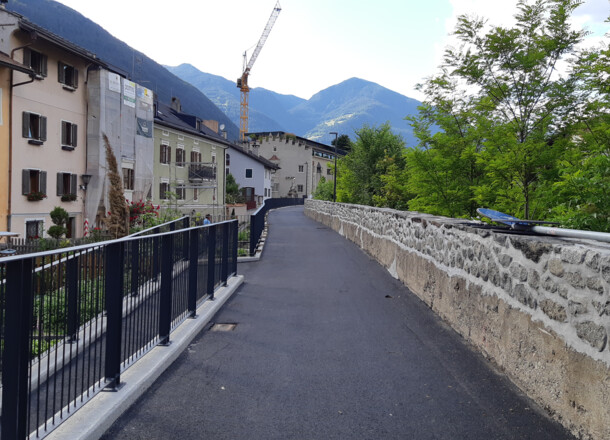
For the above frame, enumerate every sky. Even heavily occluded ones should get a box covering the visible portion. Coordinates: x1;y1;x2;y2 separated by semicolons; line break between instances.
55;0;609;102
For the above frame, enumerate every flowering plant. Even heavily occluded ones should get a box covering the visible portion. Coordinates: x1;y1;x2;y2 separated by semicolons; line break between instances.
128;200;160;230
26;191;47;201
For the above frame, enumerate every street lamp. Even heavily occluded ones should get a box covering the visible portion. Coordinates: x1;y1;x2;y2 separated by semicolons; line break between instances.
329;132;338;202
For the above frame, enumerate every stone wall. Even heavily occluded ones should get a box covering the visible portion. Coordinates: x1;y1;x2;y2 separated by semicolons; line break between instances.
305;199;610;440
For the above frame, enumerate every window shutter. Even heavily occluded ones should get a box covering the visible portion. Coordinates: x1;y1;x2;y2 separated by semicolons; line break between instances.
73;69;78;89
61;121;67;145
41;54;48;77
159;146;163;163
70;174;77;194
22;112;30;138
40;116;47;141
23;48;31;68
56;172;63;196
168;146;171;163
58;61;65;84
22;169;30;194
40;171;47;194
71;124;77;147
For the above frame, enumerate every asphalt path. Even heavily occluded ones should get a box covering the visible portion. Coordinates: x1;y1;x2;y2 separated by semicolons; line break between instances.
101;206;575;440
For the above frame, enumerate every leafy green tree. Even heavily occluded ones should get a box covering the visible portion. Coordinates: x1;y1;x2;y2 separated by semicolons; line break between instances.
226;173;243;204
336;124;405;206
405;75;486;217
550;41;610;230
313;176;334;201
47;206;69;239
436;0;586;219
331;134;353;153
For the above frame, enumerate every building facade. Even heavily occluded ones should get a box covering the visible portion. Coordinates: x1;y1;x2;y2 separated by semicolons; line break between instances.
227;142;278;207
153;101;227;219
248;132;344;199
0;10;108;238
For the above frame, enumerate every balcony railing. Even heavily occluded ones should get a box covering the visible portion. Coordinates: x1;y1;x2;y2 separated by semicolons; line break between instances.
188;163;215;181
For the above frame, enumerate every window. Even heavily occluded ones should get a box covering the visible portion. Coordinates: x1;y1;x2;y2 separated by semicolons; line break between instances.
122;168;134;190
193;188;198;201
297;184;304;192
22;112;47;144
298;165;304;173
191;150;201;163
327;169;332;176
58;61;78;89
211;153;216;164
160;143;171;164
56;172;77;198
22;169;47;196
245;169;253;179
61;121;77;150
25;220;43;239
159;181;170;200
226;153;231;166
176;182;185;200
176;147;185;167
23;48;47;78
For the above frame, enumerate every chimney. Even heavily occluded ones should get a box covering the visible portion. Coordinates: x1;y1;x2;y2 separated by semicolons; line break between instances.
170;97;181;112
202;120;219;133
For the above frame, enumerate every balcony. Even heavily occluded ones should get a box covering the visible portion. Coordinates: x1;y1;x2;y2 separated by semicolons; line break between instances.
188;163;215;181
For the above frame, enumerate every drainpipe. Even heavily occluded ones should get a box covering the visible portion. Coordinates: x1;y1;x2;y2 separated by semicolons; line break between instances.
7;44;36;231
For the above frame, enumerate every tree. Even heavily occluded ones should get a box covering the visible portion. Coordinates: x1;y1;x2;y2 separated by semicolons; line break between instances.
104;134;129;238
550;40;610;230
226;173;243;204
47;206;69;239
336;123;405;206
331;134;353;153
436;0;587;219
405;77;486;217
313;176;334;201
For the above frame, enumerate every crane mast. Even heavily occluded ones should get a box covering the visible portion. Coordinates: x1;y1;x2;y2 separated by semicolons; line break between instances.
237;1;281;141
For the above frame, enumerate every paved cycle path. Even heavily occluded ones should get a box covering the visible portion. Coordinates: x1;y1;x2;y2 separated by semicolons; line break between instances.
101;206;574;440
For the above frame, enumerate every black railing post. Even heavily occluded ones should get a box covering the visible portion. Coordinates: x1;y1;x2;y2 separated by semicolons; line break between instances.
152;226;161;278
182;218;190;260
231;220;238;276
2;259;34;440
130;239;140;296
221;222;229;286
188;228;198;317
159;233;174;345
249;214;256;257
104;240;125;390
207;225;216;300
66;255;79;341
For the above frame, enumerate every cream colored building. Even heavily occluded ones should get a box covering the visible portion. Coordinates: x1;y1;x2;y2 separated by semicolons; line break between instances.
153;99;227;219
248;132;344;199
0;9;109;238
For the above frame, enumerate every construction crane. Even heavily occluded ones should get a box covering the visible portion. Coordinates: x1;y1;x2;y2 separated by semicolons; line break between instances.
237;1;281;141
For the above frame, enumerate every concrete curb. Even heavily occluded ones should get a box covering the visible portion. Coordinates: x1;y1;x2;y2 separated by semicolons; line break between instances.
46;275;244;440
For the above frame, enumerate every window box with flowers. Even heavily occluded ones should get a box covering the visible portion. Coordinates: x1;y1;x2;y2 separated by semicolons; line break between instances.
26;191;47;201
61;193;77;202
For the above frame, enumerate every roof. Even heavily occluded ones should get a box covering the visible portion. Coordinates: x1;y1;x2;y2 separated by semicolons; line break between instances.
228;143;280;170
18;18;107;68
0;50;33;75
154;102;233;149
247;131;348;157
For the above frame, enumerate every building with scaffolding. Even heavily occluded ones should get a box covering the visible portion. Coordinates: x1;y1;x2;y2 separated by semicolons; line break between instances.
153;99;228;220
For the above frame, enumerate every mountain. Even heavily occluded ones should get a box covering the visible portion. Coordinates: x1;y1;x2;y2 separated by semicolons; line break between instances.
6;0;240;140
167;64;422;145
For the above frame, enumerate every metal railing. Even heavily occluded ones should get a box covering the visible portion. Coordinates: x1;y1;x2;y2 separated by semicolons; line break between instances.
0;220;238;439
249;198;304;256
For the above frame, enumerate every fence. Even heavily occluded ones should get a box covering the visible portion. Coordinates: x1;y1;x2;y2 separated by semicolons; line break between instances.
0;220;238;439
249;198;304;256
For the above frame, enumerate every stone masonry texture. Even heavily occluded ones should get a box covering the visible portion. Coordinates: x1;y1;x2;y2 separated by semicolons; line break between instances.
305;200;610;440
